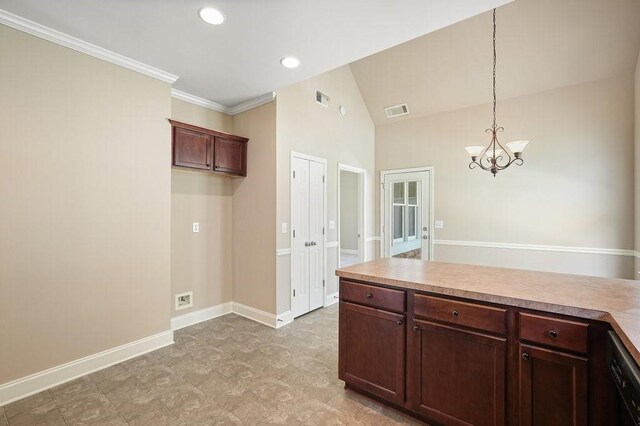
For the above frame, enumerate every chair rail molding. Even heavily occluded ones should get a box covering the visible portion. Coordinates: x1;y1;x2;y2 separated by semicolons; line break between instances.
434;239;635;257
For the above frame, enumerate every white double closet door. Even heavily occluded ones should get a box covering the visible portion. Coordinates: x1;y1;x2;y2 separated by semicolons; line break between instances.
291;156;325;318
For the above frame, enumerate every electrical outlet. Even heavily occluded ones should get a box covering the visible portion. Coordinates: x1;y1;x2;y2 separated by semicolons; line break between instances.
175;291;193;311
329;220;335;230
281;223;287;234
192;222;199;233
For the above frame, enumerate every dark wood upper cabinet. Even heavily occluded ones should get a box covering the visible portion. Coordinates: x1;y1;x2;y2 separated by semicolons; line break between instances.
339;301;406;405
214;136;247;176
519;344;588;426
173;127;212;170
410;320;506;426
169;120;248;177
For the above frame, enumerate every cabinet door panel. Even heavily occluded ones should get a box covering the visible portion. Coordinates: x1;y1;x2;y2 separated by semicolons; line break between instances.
214;136;246;176
339;302;405;404
173;127;212;170
519;344;588;426
410;320;506;426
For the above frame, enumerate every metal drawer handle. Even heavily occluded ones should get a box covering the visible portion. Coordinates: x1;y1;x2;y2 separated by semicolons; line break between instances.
548;330;558;338
365;293;373;299
452;310;459;317
397;319;403;325
522;353;530;361
413;326;420;332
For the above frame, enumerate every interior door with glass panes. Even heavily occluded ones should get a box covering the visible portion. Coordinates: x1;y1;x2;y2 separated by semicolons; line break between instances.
383;170;431;260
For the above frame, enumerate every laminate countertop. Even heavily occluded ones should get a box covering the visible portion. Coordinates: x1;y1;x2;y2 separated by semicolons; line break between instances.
336;258;640;365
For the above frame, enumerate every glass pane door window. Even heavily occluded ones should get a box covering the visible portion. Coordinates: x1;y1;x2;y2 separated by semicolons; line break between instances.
391;181;421;256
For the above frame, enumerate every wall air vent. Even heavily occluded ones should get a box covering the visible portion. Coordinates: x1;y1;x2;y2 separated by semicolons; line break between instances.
385;104;409;118
316;90;329;108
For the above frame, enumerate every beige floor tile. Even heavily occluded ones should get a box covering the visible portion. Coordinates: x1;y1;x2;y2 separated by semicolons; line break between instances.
6;401;66;426
57;391;120;425
159;383;218;420
0;407;7;426
127;404;181;426
50;376;100;406
3;391;53;418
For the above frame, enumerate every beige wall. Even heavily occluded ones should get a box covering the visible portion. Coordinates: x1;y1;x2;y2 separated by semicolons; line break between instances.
0;26;172;383
171;99;234;316
232;102;277;313
276;65;375;314
376;74;635;279
635;51;640;278
340;171;359;251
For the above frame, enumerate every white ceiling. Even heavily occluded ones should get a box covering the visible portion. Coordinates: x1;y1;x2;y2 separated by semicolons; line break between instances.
0;0;512;108
350;0;640;125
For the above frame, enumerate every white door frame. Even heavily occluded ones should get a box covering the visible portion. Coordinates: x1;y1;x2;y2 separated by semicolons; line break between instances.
380;166;434;260
337;163;366;265
290;151;327;315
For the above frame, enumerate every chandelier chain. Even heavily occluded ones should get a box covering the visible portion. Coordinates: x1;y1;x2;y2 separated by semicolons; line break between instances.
492;8;497;129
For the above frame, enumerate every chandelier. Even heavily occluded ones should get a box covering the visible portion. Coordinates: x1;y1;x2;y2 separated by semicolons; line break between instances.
465;9;529;177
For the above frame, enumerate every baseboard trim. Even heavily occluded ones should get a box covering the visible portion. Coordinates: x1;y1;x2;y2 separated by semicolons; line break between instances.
170;302;233;331
275;311;294;328
325;292;339;307
434;239;635;257
0;330;173;407
340;249;359;255
232;302;278;328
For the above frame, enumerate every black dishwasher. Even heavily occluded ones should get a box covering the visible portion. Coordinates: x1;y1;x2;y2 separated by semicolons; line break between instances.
608;331;640;425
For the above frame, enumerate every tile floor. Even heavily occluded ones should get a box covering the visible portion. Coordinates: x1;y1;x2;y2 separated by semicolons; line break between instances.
1;304;425;425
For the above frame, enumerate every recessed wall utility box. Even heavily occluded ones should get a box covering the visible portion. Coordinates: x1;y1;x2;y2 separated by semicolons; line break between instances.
316;90;329;107
435;220;444;229
175;291;193;311
193;222;199;233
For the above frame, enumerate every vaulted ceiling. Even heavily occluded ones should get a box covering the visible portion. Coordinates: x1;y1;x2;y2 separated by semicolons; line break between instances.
0;0;511;107
350;0;640;125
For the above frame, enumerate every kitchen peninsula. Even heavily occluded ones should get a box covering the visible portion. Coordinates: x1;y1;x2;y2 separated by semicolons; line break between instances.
336;258;640;425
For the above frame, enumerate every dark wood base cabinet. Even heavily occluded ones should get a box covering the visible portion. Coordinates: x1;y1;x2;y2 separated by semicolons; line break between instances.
338;278;615;426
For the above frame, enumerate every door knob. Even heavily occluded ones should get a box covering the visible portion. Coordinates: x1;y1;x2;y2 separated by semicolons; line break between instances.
422;235;428;239
423;227;428;231
312;241;317;246
304;242;310;247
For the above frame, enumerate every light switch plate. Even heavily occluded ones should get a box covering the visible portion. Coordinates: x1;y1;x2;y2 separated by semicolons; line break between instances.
281;223;287;234
434;220;444;229
193;222;200;233
329;220;335;230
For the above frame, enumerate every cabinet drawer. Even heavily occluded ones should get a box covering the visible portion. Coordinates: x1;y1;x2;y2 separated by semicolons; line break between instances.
340;281;405;313
519;313;588;354
414;294;506;335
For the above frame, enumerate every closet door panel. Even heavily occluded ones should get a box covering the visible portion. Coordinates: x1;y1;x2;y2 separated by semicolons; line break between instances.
309;160;325;311
291;158;310;318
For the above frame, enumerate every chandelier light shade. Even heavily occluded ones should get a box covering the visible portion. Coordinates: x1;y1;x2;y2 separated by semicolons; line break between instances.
465;9;530;177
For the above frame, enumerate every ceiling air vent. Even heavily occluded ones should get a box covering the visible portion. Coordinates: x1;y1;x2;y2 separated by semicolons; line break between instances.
385;103;409;118
316;90;329;108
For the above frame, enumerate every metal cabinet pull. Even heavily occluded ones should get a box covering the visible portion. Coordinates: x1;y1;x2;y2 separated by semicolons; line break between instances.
548;330;558;338
365;293;373;298
452;310;459;317
522;353;530;361
397;319;403;325
413;326;420;332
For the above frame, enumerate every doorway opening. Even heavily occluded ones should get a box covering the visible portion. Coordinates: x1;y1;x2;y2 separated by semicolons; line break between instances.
380;167;434;261
338;164;365;267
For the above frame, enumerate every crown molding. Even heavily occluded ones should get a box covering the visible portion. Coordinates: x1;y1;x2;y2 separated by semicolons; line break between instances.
171;90;276;116
171;89;231;114
228;92;276;115
0;9;179;84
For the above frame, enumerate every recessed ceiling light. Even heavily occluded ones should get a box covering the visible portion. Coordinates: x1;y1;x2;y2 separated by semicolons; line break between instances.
199;8;225;25
280;57;300;69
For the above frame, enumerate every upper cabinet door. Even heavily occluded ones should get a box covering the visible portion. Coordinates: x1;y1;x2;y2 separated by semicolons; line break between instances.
214;136;247;176
173;127;212;170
